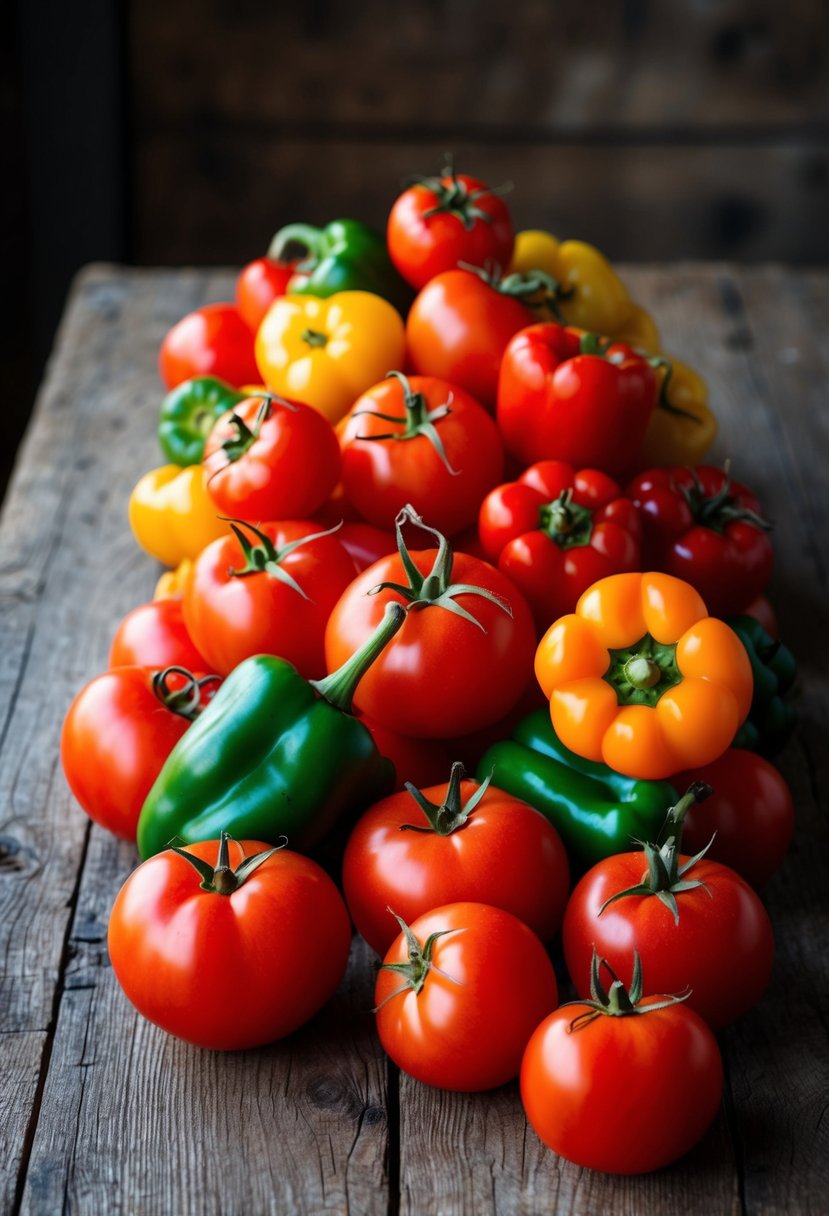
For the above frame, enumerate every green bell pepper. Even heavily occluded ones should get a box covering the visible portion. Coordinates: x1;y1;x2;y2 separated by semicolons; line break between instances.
729;615;796;756
137;602;405;860
269;219;413;315
158;376;245;466
477;709;677;870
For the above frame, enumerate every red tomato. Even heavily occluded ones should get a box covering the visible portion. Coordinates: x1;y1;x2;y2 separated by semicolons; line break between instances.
107;838;351;1050
235;257;297;332
359;717;451;793
344;771;569;956
203;394;340;522
339;372;503;536
563;846;774;1029
159;303;260;390
497;324;657;476
61;667;217;840
406;269;535;408
479;461;641;632
109;599;209;672
183;520;358;678
676;749;794;887
374;902;558;1091
324;527;536;738
337;522;397;572
627;466;774;617
387;170;514;291
521;976;723;1173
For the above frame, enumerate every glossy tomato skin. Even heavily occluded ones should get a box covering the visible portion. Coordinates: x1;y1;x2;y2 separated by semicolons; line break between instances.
203;395;341;522
406;270;534;408
676;750;794;888
159;303;260;390
183;521;358;678
343;779;570;955
497;324;657;476
336;522;397;572
109;598;209;672
324;549;536;738
375;902;558;1091
339;375;504;536
359;718;451;793
521;997;723;1173
235;257;297;331
108;840;352;1050
387;174;514;291
61;667;214;840
563;853;774;1029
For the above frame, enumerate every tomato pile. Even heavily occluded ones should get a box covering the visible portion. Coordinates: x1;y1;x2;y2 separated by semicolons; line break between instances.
61;165;797;1175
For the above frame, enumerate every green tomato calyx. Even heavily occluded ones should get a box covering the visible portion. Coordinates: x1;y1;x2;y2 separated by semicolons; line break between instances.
168;831;287;896
400;763;492;836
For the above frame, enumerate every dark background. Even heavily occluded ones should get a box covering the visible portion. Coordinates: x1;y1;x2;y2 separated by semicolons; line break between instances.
5;0;828;499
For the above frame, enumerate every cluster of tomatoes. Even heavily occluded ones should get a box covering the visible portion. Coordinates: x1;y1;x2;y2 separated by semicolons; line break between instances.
60;167;796;1176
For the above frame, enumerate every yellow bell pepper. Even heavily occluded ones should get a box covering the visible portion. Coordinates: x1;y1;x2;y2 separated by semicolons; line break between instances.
640;357;717;467
509;230;631;336
128;465;226;567
255;291;405;424
153;558;193;600
610;301;662;354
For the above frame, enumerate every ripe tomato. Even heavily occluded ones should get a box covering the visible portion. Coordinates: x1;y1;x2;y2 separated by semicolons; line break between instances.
183;520;358;679
406;269;535;408
344;769;569;956
324;511;536;738
108;598;209;672
387;169;514;290
336;522;397;572
358;717;451;794
521;962;723;1174
374;902;558;1091
203;394;341;522
61;667;217;840
676;749;794;888
108;837;351;1050
563;844;774;1029
235;256;298;331
339;372;503;536
159;303;260;390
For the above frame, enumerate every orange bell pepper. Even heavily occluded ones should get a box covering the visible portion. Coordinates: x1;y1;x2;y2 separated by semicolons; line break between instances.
534;572;752;779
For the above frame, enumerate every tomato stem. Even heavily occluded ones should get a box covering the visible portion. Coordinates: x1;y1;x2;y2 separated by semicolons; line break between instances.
167;831;287;895
352;370;459;475
400;763;492;835
152;667;220;721
564;948;692;1031
223;516;343;596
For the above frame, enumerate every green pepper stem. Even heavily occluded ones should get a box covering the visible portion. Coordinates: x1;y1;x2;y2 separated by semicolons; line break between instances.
310;601;406;713
268;223;325;263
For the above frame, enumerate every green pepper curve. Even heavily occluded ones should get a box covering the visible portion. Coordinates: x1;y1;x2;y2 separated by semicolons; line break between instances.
136;602;406;860
477;709;677;870
729;615;796;757
269;219;413;316
158;376;246;466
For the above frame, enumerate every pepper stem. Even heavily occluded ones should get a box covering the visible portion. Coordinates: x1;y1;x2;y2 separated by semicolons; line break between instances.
268;222;324;264
310;601;406;713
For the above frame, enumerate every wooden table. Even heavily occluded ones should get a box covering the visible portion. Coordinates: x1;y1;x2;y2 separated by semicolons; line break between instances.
1;265;827;1215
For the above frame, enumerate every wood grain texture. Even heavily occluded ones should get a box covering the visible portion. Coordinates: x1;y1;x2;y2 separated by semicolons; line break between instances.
2;264;827;1214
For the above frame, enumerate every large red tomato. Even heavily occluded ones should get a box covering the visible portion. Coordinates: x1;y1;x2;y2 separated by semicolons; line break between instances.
521;954;723;1174
108;836;351;1050
387;169;514;290
323;508;536;738
339;372;503;536
343;768;569;955
374;902;558;1091
183;520;358;679
159;303;260;390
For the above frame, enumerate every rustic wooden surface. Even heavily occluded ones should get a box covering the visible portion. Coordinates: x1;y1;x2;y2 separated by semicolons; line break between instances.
1;264;827;1215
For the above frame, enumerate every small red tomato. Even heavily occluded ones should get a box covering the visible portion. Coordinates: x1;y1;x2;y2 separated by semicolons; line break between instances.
203;394;340;522
406;269;535;408
109;599;209;672
387;168;514;291
521;953;723;1174
675;749;794;888
108;835;352;1050
159;303;260;390
339;371;503;536
183;519;358;679
235;257;297;332
627;465;774;618
344;766;569;956
375;902;558;1091
61;667;217;840
479;460;641;632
